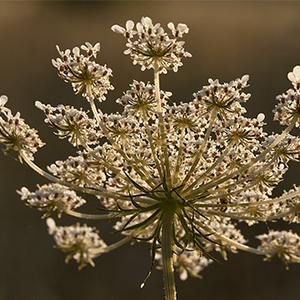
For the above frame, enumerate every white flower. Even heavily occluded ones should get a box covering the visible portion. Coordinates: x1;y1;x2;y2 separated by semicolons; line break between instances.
257;230;300;267
287;65;300;87
47;221;107;269
167;22;189;38
0;95;8;108
111;20;135;38
52;43;114;102
35;102;100;146
81;42;100;58
18;184;86;218
2;17;300;295
0;102;44;160
112;17;191;74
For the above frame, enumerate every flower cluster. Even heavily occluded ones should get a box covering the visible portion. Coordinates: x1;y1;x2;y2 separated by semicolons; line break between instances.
35;101;100;146
18;184;86;218
1;16;300;300
257;230;300;267
47;154;106;187
52;42;114;102
116;80;172;118
0;96;44;160
193;76;250;120
112;17;191;74
46;218;106;269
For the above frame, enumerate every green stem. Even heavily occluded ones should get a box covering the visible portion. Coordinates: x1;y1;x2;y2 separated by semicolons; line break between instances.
162;210;177;300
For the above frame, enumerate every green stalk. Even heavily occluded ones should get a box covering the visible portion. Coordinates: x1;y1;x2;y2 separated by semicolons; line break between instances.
162;210;177;300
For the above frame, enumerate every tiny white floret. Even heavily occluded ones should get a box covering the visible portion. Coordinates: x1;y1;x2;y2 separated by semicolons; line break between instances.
46;218;57;235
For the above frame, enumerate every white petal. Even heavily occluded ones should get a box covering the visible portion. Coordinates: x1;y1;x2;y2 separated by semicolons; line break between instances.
0;95;8;106
111;24;125;35
179;269;188;281
257;113;265;122
94;42;100;51
126;20;134;31
157;27;164;35
72;47;80;56
46;218;56;235
288;72;296;83
241;74;249;83
35;101;44;110
167;22;175;31
293;65;300;79
136;22;143;32
55;45;61;54
177;23;189;34
141;16;152;27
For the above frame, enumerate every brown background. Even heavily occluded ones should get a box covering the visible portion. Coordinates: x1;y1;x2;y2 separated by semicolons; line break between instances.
0;1;300;300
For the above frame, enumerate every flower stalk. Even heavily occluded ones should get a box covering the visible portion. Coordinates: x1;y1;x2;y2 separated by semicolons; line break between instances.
162;208;177;300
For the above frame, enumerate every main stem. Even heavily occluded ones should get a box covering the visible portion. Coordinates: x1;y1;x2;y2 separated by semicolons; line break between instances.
162;210;177;300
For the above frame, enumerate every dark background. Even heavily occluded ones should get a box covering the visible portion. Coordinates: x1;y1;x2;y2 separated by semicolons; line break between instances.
0;1;300;300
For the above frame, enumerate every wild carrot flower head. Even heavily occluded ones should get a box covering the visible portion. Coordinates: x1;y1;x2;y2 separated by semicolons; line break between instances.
1;17;300;299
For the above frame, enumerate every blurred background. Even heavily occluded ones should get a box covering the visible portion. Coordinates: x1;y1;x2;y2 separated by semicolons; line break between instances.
0;1;300;300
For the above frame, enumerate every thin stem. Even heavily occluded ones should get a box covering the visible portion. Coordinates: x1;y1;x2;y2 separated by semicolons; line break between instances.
183;140;235;195
202;207;296;222
173;128;185;186
162;210;177;300
179;108;218;190
89;98;156;188
20;152;118;199
65;209;115;220
189;155;278;201
195;188;300;209
91;236;131;255
192;116;298;195
195;221;263;255
78;136;133;186
142;110;164;181
154;63;172;188
20;151;151;204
